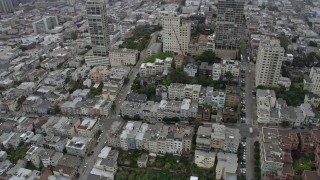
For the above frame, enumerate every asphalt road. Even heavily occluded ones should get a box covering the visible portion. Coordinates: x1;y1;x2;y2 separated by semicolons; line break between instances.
242;45;257;180
79;32;158;179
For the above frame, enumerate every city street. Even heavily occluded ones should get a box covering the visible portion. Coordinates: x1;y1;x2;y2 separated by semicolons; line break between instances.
79;32;158;179
242;45;258;180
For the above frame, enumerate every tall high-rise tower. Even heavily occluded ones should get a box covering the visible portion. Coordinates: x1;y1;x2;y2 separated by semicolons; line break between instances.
161;12;191;55
255;37;284;87
0;0;14;14
86;0;110;57
215;0;244;59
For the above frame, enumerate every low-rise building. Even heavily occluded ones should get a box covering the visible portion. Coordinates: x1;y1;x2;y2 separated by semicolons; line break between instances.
168;83;202;101
256;89;277;124
260;128;284;176
109;48;139;66
196;123;240;153
137;154;148;168
139;58;172;77
77;118;100;138
183;63;198;77
221;59;240;77
65;137;92;157
201;87;225;108
194;150;216;168
216;152;238;180
199;62;212;77
212;63;222;80
121;101;146;119
278;77;292;90
111;122;193;155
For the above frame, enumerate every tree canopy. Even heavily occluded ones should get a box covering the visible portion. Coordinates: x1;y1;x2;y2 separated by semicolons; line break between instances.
145;52;172;63
195;51;220;64
71;31;78;40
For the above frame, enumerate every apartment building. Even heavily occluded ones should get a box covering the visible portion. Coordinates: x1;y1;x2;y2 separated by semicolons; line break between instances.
89;66;129;84
201;87;225;108
109;48;139;66
139;57;172;77
194;150;216;168
84;56;110;67
42;116;80;138
224;127;240;153
260;128;284;176
161;12;191;54
196;123;240;153
183;63;198;77
108;122;193;155
256;89;277;124
199;62;212;77
304;67;320;95
86;0;110;56
106;121;124;149
71;66;91;81
77;118;100;138
65;137;93;157
157;99;198;120
216;152;238;180
212;63;222;80
120;101;145;119
0;0;14;14
215;0;245;59
32;16;59;34
221;59;240;77
120;121;142;151
255;37;284;87
168;83;202;101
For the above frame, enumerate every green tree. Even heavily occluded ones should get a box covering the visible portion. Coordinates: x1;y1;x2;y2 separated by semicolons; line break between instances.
225;71;234;84
194;119;202;130
17;95;26;105
71;31;78;40
309;41;318;47
195;51;219;64
111;102;116;110
278;35;290;49
63;147;67;154
254;141;260;147
85;45;92;49
124;77;130;85
280;120;290;128
133;114;141;121
164;162;171;170
145;52;172;63
123;115;130;120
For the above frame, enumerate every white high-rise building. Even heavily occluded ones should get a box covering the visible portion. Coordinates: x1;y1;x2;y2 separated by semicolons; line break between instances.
32;16;59;34
66;0;75;5
305;67;320;95
86;0;110;57
161;12;191;55
255;37;284;87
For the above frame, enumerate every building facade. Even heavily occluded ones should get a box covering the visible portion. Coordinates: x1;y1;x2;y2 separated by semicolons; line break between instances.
109;48;139;66
86;0;110;56
32;16;59;34
215;0;245;59
161;12;191;55
255;37;284;87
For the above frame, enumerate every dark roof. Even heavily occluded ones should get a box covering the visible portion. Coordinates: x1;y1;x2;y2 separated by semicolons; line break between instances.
127;93;147;103
302;170;318;180
100;159;116;167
